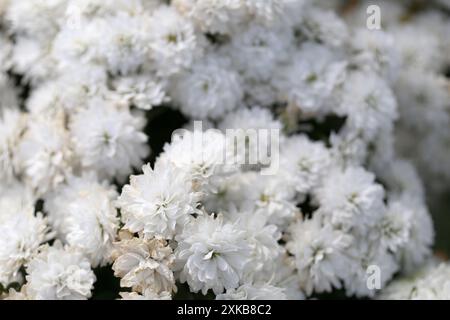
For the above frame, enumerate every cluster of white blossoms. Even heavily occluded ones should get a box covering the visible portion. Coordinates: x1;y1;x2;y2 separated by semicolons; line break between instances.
0;0;447;300
338;0;450;196
379;261;450;300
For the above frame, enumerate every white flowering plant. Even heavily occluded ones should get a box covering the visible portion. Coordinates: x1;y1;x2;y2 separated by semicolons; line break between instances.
0;0;449;300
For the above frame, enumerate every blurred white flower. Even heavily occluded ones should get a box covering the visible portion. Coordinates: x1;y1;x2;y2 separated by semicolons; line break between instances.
70;100;149;182
24;242;96;300
44;173;119;267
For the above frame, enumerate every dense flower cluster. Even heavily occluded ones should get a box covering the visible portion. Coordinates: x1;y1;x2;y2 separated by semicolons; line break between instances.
338;0;450;205
0;0;448;300
379;261;450;300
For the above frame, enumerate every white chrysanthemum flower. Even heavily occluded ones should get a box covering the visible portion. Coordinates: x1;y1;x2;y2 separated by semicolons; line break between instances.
5;0;67;37
216;283;288;300
114;75;169;110
228;209;284;282
342;242;398;298
0;181;36;213
414;9;450;66
368;130;397;176
148;5;197;76
112;234;176;295
202;172;252;213
14;113;73;195
375;159;425;200
26;66;108;115
300;7;348;47
24;243;96;300
0;209;50;286
0;186;50;287
279;135;331;194
336;72;398;141
70;100;149;182
51;19;105;72
175;214;252;295
395;195;433;273
170;54;242;119
204;172;298;230
314;166;385;232
159;129;237;191
395;70;449;133
270;256;305;300
378;199;412;253
330;129;368;167
392;25;443;72
117;162;198;240
380;263;450;300
251;175;298;230
173;0;289;33
243;0;288;24
97;12;153;75
275;43;347;116
9;35;58;82
226;23;293;82
286;215;352;296
173;0;242;34
44;173;119;267
350;28;400;81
